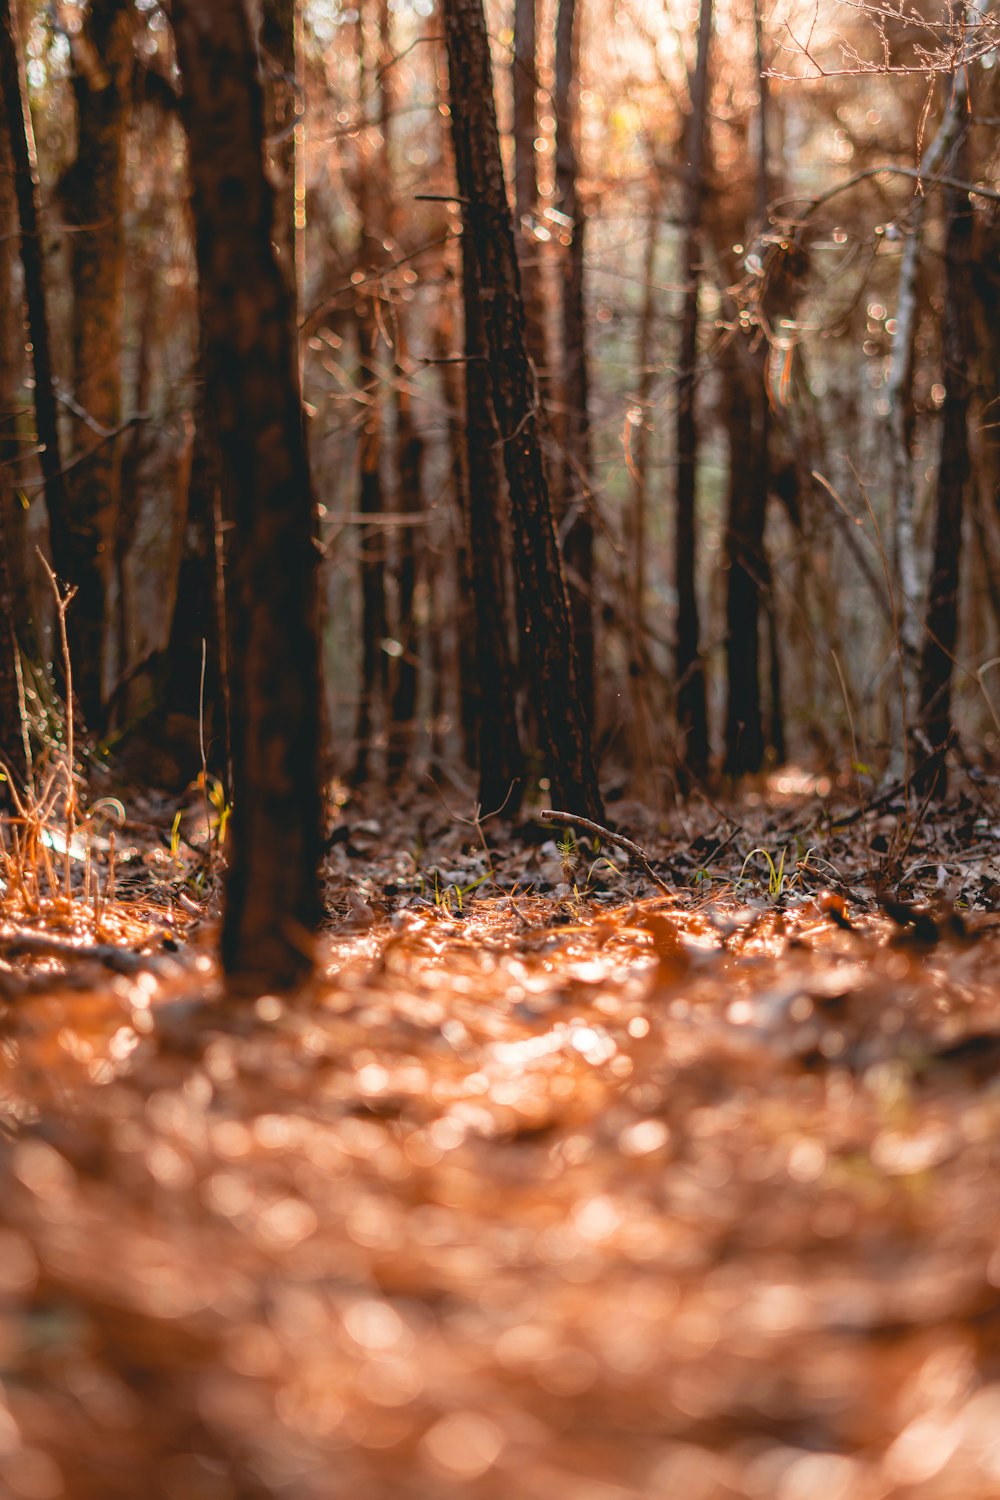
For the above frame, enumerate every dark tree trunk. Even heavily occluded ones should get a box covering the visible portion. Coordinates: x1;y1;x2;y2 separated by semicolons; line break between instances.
387;328;424;784
512;0;547;380
259;0;297;295
170;0;323;993
0;0;71;616
0;122;26;792
460;227;525;814
350;3;388;784
433;281;479;767
673;0;713;775
918;125;973;783
154;389;225;786
554;0;594;724
442;0;603;821
61;0;134;726
723;347;767;776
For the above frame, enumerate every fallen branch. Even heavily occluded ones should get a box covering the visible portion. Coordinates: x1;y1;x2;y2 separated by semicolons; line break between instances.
540;809;673;895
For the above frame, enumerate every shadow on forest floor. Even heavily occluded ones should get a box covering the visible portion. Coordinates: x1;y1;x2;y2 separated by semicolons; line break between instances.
2;777;1000;1498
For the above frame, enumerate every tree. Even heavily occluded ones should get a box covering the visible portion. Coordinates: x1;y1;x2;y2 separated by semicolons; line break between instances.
441;0;604;821
169;0;323;993
554;0;595;723
60;0;135;725
0;0;71;631
674;0;713;776
918;119;973;783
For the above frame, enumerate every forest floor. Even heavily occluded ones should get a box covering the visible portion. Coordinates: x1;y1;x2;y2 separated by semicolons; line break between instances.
1;768;1000;1499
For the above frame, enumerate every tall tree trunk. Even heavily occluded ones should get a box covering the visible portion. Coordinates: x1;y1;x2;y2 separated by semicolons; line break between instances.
722;349;766;775
512;0;547;381
0;0;71;615
917;123;973;785
350;1;388;784
387;330;424;784
0;117;27;792
724;15;772;777
884;71;968;775
433;283;479;767
441;0;603;821
554;0;594;724
674;0;712;775
171;0;323;993
259;0;297;297
61;0;134;726
460;225;525;813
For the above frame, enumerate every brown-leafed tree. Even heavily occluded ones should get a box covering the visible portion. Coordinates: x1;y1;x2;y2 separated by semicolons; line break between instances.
441;0;603;821
170;0;323;993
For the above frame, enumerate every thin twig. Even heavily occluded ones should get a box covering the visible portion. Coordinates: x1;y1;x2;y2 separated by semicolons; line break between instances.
540;809;672;895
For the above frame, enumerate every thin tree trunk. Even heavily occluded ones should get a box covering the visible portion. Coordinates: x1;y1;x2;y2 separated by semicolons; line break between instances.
259;0;297;297
918;122;973;784
0;119;27;791
554;0;594;723
512;0;547;380
61;0;134;726
884;69;968;772
387;330;424;783
674;0;713;774
350;2;388;784
0;0;71;613
723;351;767;775
724;15;771;777
460;226;525;813
442;0;603;820
171;0;323;993
433;287;479;766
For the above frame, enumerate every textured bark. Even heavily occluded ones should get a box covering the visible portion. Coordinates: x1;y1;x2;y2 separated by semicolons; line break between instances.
171;0;322;992
884;72;968;767
673;0;712;774
259;0;297;291
554;0;594;723
512;0;547;379
61;0;134;725
0;120;26;791
350;3;388;784
387;326;424;784
0;0;70;612
153;389;224;786
723;347;767;775
442;0;603;821
918;125;973;782
461;228;525;813
433;287;479;767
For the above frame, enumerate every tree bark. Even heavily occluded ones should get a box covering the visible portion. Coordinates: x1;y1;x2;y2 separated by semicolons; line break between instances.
554;0;595;724
674;0;713;775
442;0;603;821
350;1;388;784
0;0;71;621
460;225;525;813
512;0;547;383
386;326;424;784
170;0;322;993
884;71;968;774
722;347;767;775
259;0;297;297
917;123;973;784
0;119;27;792
61;0;134;726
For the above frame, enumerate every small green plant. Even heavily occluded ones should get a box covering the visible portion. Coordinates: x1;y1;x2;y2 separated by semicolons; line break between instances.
738;846;789;899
